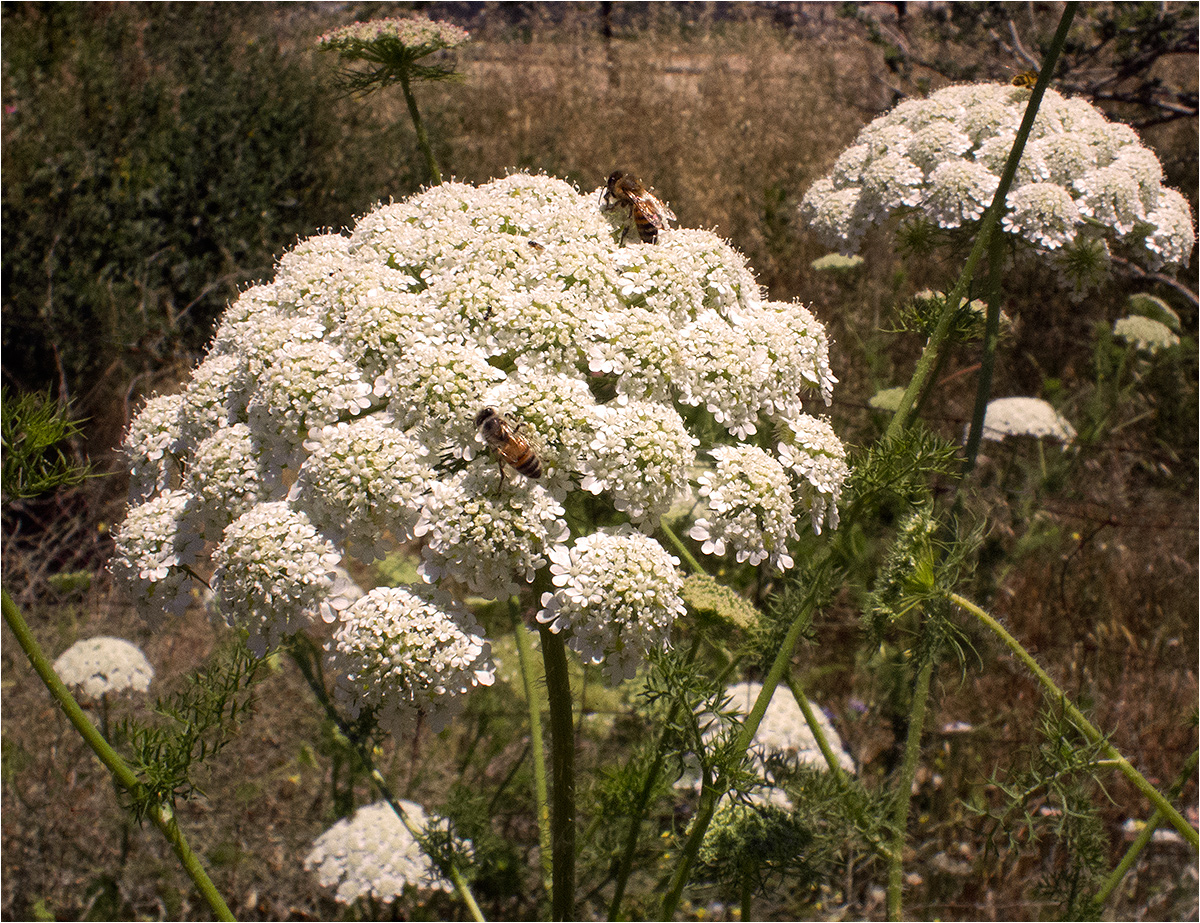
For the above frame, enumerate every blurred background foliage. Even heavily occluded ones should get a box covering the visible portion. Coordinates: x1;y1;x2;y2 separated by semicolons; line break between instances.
1;3;1196;920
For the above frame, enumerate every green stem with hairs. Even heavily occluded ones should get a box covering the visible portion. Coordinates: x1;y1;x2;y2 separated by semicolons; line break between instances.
886;647;936;922
538;621;576;921
1091;747;1198;909
399;70;442;186
511;602;553;897
886;3;1077;439
2;589;235;922
948;591;1198;851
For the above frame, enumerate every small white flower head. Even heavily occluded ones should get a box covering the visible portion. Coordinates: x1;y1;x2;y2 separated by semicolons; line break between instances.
304;800;455;904
318;16;469;56
327;585;495;736
111;489;204;619
292;417;433;561
123;394;185;501
210;501;343;657
1113;316;1180;354
980;397;1076;443
178;354;245;449
538;527;686;683
724;681;856;775
54;637;154;700
1001;182;1082;250
246;339;373;472
801;83;1193;275
924;161;1000;229
184;423;279;541
373;338;507;459
689;446;799;571
415;468;568;598
810;253;864;273
579;401;697;529
776;415;851;534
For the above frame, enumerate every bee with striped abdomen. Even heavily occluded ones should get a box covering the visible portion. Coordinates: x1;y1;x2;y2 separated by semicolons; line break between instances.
601;170;675;245
1011;69;1039;88
475;407;542;481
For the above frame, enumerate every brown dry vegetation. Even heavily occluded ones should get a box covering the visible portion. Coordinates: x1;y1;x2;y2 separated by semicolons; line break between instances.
3;3;1197;921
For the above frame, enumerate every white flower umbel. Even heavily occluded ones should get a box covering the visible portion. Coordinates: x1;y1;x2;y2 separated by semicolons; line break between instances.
210;501;343;657
579;401;697;529
538;528;686;683
980;397;1076;443
800;82;1195;280
776;416;851;533
328;586;495;736
689;445;799;570
1113;316;1180;354
114;173;849;689
111;489;204;619
415;468;568;599
292;417;433;561
304;799;455;904
123;394;184;501
54;637;154;700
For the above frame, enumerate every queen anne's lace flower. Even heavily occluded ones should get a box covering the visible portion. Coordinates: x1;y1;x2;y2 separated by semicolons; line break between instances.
801;83;1193;279
305;800;455;904
539;528;686;682
724;681;856;774
328;586;495;735
690;446;799;570
54;637;154;699
114;173;849;694
980;397;1076;443
210;502;342;656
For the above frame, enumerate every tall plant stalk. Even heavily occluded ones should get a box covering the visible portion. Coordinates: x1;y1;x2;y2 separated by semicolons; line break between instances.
2;589;235;922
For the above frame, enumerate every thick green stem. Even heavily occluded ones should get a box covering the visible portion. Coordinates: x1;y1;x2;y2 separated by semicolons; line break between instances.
2;589;235;922
512;605;553;896
538;623;576;921
886;651;935;922
660;568;825;919
948;592;1198;851
960;230;1007;473
287;637;485;921
886;3;1077;439
1091;748;1199;909
399;70;442;185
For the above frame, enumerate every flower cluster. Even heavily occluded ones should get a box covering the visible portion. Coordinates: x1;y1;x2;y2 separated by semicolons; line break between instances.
801;83;1195;280
1113;315;1180;354
305;800;455;903
980;396;1076;443
54;637;154;699
112;172;847;715
539;528;687;683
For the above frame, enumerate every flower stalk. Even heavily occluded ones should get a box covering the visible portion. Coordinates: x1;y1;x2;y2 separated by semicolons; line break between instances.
511;602;553;896
538;622;576;921
2;589;235;922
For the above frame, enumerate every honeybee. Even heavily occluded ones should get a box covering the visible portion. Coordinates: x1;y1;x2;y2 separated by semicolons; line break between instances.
1011;69;1039;88
601;170;676;244
475;407;542;480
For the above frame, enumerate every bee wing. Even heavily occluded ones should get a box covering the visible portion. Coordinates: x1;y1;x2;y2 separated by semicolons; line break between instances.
631;190;675;229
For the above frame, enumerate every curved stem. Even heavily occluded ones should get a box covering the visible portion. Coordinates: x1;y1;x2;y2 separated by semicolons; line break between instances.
399;70;442;186
886;649;935;922
948;591;1198;851
2;589;235;922
659;519;706;575
511;603;553;896
538;623;576;921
